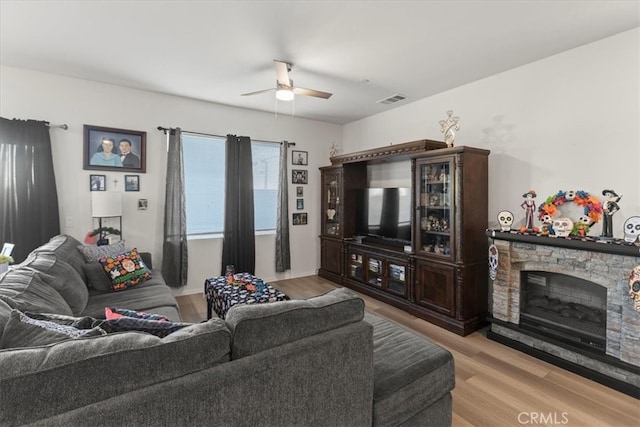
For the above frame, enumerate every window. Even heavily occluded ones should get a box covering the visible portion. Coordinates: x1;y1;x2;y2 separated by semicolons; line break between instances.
182;133;281;235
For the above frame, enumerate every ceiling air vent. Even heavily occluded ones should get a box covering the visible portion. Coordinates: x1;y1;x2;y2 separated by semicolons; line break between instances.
376;94;407;105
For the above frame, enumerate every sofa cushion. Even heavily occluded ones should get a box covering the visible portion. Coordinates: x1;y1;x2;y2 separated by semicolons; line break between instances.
225;287;365;359
31;234;87;282
80;275;179;320
78;241;126;263
0;269;73;316
364;312;455;426
18;252;89;315
0;310;106;349
99;248;151;291
0;318;231;425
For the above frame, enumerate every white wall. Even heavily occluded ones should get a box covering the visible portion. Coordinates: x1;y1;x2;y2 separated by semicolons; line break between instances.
343;29;640;237
0;66;342;295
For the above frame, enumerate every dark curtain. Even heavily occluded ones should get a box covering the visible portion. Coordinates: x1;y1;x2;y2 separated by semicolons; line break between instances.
275;141;291;272
162;128;188;287
221;135;255;275
0;117;60;263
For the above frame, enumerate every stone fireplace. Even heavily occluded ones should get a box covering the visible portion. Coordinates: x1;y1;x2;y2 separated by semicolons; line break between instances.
487;231;640;397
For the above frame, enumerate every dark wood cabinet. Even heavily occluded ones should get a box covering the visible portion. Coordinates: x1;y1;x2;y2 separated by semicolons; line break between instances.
318;140;489;336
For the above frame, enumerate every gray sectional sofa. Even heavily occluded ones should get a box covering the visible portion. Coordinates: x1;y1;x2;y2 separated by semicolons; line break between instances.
0;234;455;426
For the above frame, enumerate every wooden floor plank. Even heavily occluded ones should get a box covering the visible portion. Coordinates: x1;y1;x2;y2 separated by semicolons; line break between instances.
176;275;639;426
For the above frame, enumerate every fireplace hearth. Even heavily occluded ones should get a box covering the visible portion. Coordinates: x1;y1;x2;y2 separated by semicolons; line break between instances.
487;231;640;398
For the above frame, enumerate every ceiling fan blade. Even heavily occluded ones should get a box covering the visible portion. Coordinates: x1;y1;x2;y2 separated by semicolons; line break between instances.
241;88;275;96
274;60;291;86
293;87;333;99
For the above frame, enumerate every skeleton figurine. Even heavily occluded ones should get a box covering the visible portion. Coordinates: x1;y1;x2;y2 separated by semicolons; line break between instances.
628;266;640;312
497;210;514;232
600;189;621;238
552;217;574;238
520;190;538;233
623;216;640;244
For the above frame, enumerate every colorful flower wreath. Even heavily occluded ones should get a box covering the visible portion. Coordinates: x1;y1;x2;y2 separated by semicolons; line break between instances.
537;190;603;225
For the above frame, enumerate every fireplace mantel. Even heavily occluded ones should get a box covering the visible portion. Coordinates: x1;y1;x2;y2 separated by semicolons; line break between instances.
486;229;640;257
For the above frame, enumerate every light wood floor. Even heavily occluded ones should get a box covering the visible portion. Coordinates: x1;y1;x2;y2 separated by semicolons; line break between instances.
176;275;639;427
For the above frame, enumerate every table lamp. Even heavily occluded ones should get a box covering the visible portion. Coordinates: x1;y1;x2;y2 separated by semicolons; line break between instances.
91;192;122;245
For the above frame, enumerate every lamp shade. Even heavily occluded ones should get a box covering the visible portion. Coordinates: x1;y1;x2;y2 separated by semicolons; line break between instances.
91;192;122;217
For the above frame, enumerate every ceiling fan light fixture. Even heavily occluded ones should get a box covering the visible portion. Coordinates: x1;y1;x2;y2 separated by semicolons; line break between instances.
276;87;294;101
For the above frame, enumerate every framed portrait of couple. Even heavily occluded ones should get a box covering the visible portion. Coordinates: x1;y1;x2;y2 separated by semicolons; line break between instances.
83;124;146;173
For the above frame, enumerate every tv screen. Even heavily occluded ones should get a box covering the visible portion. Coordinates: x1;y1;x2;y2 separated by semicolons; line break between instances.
355;187;412;242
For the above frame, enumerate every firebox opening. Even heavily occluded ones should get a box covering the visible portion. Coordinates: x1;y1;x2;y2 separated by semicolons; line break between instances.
520;271;606;353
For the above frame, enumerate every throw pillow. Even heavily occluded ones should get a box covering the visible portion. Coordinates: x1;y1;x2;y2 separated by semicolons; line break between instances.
82;262;113;292
0;310;106;349
105;307;171;322
98;248;151;291
99;317;190;338
78;241;126;263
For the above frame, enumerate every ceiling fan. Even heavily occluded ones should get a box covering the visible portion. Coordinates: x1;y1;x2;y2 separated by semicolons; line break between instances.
242;60;332;101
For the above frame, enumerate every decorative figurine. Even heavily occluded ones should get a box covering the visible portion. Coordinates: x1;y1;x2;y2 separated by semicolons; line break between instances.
497;210;514;232
520;190;539;233
623;216;640;244
552;217;574;238
329;142;340;158
628;266;640;312
539;214;554;236
439;110;460;147
488;244;499;281
600;189;622;239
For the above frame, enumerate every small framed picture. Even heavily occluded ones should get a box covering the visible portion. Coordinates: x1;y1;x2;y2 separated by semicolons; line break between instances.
296;199;304;210
296;186;303;197
1;243;15;257
138;199;148;210
125;175;140;191
292;169;308;184
90;174;106;191
292;150;308;166
292;212;308;225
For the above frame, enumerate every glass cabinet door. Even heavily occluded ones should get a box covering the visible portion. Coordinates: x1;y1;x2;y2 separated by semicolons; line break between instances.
366;256;383;288
324;172;341;236
348;251;364;280
417;160;453;259
387;262;406;296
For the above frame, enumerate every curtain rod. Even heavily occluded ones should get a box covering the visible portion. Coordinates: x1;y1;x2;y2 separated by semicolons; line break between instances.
157;126;295;146
46;123;68;130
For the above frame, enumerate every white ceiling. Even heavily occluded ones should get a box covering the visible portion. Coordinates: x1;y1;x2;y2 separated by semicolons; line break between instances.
1;1;638;125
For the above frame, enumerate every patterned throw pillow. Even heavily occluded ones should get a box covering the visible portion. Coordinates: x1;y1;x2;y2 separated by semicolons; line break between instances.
99;248;151;291
105;307;171;322
78;241;126;263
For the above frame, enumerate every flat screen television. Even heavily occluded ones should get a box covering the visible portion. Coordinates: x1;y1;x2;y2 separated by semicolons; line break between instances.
354;187;412;243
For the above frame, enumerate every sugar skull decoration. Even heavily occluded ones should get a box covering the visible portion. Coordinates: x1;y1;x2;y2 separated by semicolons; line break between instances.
628;266;640;312
623;216;640;244
488;244;499;281
552;217;574;238
497;210;514;232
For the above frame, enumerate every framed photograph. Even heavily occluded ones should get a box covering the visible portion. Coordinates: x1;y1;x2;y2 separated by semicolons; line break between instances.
125;175;140;191
83;124;146;173
292;169;308;184
138;199;148;210
292;212;308;225
1;243;15;257
292;150;308;166
296;199;304;210
90;174;106;191
296;186;303;197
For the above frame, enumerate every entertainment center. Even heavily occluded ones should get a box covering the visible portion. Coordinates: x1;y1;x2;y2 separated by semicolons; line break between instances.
319;139;490;336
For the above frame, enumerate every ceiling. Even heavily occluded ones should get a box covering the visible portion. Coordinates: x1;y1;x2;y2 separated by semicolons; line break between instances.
1;1;638;125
